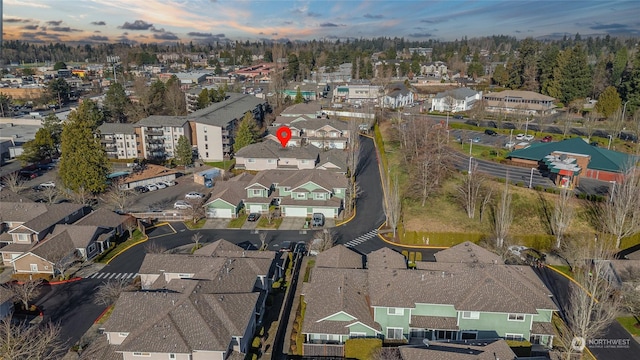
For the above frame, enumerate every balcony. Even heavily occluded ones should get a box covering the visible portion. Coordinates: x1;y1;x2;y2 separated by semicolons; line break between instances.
222;137;232;144
146;128;164;136
147;138;164;144
104;144;117;151
147;144;164;150
221;130;230;136
303;343;344;357
101;137;115;144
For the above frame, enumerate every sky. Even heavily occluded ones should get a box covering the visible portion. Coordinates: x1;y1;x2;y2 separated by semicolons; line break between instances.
3;0;640;45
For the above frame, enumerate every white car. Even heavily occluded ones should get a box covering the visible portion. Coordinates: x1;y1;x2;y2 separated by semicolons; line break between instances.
155;182;167;189
161;180;176;187
515;133;525;140
185;192;204;200
524;134;535;142
146;184;158;191
173;200;192;210
504;141;516;149
39;181;56;188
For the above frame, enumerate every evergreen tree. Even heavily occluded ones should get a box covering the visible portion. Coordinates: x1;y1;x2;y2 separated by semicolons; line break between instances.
197;89;211;109
505;57;522;89
492;64;508;86
103;82;130;123
42;113;63;153
559;45;592;104
59;101;110;194
233;112;258;152
53;61;67;70
610;47;628;87
620;50;640;115
48;78;71;106
18;128;57;164
294;88;304;104
467;51;484;79
175;135;193;166
287;53;299;81
595;86;622;119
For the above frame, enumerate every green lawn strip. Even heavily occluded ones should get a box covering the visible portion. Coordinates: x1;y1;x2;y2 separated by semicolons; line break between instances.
184;218;206;229
95;306;114;324
548;265;573;277
617;317;640;337
204;159;236;171
256;217;283;229
227;213;248;228
621;232;640;250
95;230;146;264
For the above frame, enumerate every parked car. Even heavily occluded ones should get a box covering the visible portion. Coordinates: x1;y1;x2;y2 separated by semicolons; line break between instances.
18;170;38;180
515;134;525;140
247;213;260;222
146;184;159;191
39;181;56;188
161;180;176;187
174;200;192;210
541;135;553;143
504;141;516;149
524;134;535;142
185;192;204;200
134;186;148;193
155;182;167;189
484;129;497;136
279;241;293;252
472;136;481;143
453;115;464;119
312;213;325;227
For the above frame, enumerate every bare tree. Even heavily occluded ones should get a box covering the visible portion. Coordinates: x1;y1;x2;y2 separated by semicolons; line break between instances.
491;180;512;248
3;279;42;309
582;111;599;142
618;264;640;324
601;167;640;248
94;279;131;306
346;120;361;178
185;198;206;223
457;163;485;219
0;315;65;360
370;347;402;360
383;173;401;238
191;232;203;250
312;229;335;252
144;241;166;254
551;188;575;249
124;217;138;239
607;107;625;141
557;114;573;138
102;179;133;212
3;172;26;193
39;186;59;204
479;188;493;223
561;240;622;359
258;231;269;251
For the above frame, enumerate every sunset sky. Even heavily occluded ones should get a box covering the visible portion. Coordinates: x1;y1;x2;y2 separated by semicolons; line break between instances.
3;0;639;44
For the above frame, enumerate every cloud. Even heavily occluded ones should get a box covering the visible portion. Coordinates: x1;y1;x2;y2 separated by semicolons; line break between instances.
188;32;213;37
320;22;342;27
91;21;106;26
214;33;225;38
408;32;433;38
46;20;63;26
307;12;321;17
49;27;82;32
119;20;153;30
153;32;179;40
86;35;109;41
363;14;383;19
420;18;448;24
589;23;629;30
22;25;39;30
4;17;30;23
272;32;278;36
150;27;166;33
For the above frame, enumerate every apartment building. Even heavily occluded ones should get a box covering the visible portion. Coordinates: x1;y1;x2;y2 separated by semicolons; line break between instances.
97;123;138;159
134;116;191;160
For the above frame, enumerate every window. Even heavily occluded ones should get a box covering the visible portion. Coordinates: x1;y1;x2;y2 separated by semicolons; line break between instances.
247;158;255;163
206;152;209;158
314;193;325;200
283;187;291;192
387;307;404;316
169;354;176;359
350;332;366;338
132;353;151;357
204;135;208;141
267;159;275;164
296;193;306;199
119;333;128;337
505;333;523;341
301;159;308;164
386;327;404;340
461;311;480;319
205;144;208;150
88;244;96;253
461;332;477;340
435;330;456;340
508;313;525;321
16;234;29;242
335;188;342;194
204;127;207;133
252;189;263;196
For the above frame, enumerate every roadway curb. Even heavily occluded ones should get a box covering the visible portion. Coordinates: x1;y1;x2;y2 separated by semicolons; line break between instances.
48;277;82;285
104;234;150;265
545;264;595;301
375;223;450;249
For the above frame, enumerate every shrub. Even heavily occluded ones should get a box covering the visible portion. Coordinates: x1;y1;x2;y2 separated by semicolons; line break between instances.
344;338;382;360
252;337;261;349
272;280;282;289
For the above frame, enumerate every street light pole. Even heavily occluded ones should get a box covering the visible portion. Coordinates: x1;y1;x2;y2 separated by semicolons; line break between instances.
469;156;473;174
525;118;530;136
622;101;629;121
510;129;513;144
529;167;535;188
610;180;616;202
608;135;613;150
469;139;473;155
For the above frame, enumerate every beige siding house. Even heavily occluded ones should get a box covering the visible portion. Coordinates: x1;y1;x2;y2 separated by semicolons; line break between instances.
235;140;319;171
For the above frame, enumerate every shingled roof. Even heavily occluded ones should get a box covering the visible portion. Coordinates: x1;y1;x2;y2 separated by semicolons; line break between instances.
235;140;319;160
434;241;504;264
187;93;265;127
315;245;363;269
399;339;517;360
508;137;636;173
75;208;131;229
366;248;407;269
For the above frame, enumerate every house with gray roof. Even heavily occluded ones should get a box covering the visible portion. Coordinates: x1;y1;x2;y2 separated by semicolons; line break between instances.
202;174;251;219
300;250;557;357
97;122;138;160
12;224;114;276
98;241;277;359
267;115;351;150
383;83;414;109
75;208;133;237
0;287;14;320
316;149;348;174
0;202;88;266
315;245;363;269
398;338;517;360
484;90;556;116
134;115;191;161
434;241;504;264
431;88;482;113
188;93;267;161
235;140;319;171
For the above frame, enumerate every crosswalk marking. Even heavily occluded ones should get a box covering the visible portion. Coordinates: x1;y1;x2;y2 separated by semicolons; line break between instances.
87;272;138;280
345;229;379;248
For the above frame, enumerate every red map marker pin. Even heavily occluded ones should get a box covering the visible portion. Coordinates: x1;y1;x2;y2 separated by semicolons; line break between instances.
276;126;292;148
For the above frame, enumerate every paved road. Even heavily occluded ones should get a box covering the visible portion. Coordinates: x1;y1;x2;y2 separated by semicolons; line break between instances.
535;267;640;360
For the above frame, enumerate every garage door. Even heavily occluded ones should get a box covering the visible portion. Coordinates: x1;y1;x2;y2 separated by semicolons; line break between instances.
208;208;233;218
249;205;263;214
284;207;307;217
312;208;335;218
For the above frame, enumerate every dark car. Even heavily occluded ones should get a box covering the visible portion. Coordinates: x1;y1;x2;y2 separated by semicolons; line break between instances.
541;135;553;143
247;213;260;222
453;114;464;119
312;213;325;227
134;186;148;193
484;129;497;136
279;241;293;252
18;170;38;180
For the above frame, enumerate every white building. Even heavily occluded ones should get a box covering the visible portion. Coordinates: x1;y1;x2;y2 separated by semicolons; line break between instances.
134;116;191;160
431;88;482;113
332;83;383;104
97;123;138;159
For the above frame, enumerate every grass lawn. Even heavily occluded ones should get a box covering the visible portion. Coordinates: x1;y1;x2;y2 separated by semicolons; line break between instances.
204;159;235;171
549;265;573;278
617;317;640;337
257;217;283;229
95;229;146;264
228;213;247;228
184;218;206;229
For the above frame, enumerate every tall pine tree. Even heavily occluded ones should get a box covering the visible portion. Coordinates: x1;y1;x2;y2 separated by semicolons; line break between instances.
233;112;259;152
559;45;592;104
